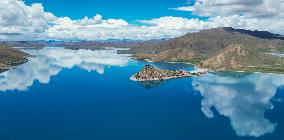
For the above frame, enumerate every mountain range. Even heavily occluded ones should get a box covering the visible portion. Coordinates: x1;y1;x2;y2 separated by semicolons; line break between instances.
1;27;284;73
126;27;284;73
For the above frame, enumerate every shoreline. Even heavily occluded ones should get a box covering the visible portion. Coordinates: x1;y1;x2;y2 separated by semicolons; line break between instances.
132;57;284;75
130;74;193;81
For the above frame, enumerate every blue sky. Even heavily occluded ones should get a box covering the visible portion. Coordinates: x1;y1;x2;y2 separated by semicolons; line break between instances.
25;0;197;21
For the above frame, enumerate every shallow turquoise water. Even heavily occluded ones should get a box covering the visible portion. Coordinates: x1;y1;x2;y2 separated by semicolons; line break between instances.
0;48;283;140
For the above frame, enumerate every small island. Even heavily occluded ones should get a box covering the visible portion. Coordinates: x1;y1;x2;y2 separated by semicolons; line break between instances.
131;64;207;81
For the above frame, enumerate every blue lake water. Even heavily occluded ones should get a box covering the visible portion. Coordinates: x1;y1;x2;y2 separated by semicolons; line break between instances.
0;48;283;140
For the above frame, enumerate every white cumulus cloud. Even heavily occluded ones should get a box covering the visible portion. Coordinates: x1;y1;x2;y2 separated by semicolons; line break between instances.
0;0;54;35
173;0;284;18
171;0;284;34
0;0;284;40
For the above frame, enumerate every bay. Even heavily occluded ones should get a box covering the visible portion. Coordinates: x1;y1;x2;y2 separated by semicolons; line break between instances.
0;48;283;140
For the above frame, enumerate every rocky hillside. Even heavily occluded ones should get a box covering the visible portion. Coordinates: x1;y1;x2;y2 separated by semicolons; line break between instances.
128;27;284;73
197;44;284;72
130;27;284;57
0;45;30;72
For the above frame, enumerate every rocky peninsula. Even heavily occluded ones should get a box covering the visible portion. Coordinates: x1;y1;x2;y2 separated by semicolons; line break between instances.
0;45;30;72
131;64;207;81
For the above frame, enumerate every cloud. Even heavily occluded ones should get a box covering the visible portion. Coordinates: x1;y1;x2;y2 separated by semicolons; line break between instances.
0;0;188;40
139;15;280;34
0;0;132;40
0;48;130;91
170;0;284;34
1;0;284;40
0;0;54;37
192;73;284;137
169;6;195;12
173;0;284;19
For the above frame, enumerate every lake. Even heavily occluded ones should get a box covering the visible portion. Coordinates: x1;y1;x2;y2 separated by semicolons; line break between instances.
0;48;283;140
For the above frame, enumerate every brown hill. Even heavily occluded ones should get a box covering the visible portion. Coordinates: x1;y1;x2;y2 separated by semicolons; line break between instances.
129;27;284;61
128;27;284;73
197;44;284;72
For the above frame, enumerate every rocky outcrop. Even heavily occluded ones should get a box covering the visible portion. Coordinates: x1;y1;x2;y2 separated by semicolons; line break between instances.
131;64;207;81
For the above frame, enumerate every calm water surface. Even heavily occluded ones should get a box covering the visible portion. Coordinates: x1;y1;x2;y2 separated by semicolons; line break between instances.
0;48;283;140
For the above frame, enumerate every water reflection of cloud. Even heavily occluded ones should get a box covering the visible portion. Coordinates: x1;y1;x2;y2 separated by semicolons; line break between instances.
192;73;284;137
0;48;130;91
